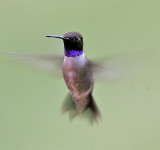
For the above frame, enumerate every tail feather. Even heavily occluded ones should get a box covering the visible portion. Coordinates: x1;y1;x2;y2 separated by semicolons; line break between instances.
86;94;101;122
62;93;101;123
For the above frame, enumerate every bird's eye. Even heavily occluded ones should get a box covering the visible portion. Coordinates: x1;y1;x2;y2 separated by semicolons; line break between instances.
74;37;79;41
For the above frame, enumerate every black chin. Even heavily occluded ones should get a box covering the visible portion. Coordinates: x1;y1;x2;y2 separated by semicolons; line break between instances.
63;40;83;50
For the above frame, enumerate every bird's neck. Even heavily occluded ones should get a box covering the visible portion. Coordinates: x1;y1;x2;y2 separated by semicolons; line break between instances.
65;49;83;57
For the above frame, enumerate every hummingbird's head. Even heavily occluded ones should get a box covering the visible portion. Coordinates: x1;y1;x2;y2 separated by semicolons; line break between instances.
63;32;83;50
46;32;83;51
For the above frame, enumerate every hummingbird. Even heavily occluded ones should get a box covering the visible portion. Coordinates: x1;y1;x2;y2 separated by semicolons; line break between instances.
46;32;101;122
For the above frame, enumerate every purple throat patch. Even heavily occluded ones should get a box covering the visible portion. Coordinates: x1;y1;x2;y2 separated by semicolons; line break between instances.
65;49;83;57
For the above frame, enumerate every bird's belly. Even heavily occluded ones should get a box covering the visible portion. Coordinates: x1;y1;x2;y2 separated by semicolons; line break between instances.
63;70;93;95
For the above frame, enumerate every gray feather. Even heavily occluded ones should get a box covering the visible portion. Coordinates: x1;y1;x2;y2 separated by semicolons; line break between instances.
93;51;150;81
8;52;64;74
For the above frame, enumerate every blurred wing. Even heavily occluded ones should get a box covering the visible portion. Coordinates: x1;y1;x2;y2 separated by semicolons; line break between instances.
9;52;64;75
93;52;150;81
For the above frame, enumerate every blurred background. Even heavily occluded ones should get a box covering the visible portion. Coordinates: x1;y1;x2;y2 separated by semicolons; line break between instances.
0;0;160;150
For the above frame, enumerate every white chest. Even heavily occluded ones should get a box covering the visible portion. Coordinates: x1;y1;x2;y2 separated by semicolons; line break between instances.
63;53;87;68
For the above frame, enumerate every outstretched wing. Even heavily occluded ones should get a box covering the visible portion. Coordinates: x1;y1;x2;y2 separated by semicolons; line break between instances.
9;52;64;75
93;52;149;81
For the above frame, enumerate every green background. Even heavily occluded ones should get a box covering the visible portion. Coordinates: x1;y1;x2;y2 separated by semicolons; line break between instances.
0;0;160;150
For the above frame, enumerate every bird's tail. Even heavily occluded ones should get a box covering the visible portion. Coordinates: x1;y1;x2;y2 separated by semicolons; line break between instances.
61;93;101;123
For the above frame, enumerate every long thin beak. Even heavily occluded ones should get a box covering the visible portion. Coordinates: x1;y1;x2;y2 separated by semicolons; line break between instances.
46;35;64;39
